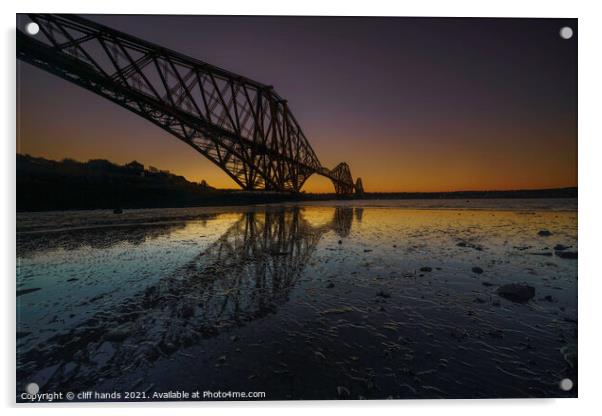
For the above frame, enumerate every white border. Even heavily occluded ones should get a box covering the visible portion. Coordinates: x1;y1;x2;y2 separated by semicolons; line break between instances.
3;1;601;415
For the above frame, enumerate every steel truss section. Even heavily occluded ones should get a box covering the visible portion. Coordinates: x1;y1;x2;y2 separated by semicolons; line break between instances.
17;14;361;194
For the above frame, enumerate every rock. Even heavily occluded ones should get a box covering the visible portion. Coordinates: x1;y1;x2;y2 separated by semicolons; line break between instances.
538;230;552;236
514;245;532;251
338;240;342;244
376;290;391;298
472;267;484;274
457;241;483;251
16;287;42;297
90;341;116;367
104;324;132;342
556;251;577;259
326;282;335;289
31;363;61;389
320;307;353;315
336;385;351;398
314;351;326;359
66;278;79;282
481;281;494;287
496;283;535;303
554;244;570;251
62;361;78;379
419;266;432;272
560;344;577;368
363;249;373;253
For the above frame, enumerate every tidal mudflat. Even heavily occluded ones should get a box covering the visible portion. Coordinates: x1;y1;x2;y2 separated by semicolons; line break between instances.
16;199;577;400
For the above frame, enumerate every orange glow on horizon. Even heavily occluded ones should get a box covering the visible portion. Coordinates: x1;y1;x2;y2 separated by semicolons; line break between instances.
17;60;577;194
17;133;577;194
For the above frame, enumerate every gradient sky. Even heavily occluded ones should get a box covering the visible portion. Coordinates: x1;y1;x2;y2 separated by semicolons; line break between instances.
17;15;577;193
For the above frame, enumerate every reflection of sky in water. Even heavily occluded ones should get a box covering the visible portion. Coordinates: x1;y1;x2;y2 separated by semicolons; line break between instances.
16;200;578;399
17;213;240;344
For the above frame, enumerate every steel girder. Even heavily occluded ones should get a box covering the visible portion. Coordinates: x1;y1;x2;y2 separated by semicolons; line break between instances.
17;14;361;194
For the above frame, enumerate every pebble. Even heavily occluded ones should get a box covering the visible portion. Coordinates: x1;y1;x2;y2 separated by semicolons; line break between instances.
497;283;535;303
556;251;577;259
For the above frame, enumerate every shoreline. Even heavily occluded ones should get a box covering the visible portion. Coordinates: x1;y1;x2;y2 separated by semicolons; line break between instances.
16;198;577;234
17;188;577;213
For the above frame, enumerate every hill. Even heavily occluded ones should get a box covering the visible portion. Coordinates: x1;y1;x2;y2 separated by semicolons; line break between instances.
16;154;577;212
18;154;225;212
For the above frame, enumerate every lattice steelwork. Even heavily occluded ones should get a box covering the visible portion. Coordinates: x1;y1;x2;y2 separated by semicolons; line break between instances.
17;14;362;194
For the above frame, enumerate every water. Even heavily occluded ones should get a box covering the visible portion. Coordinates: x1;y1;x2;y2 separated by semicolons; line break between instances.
16;199;578;400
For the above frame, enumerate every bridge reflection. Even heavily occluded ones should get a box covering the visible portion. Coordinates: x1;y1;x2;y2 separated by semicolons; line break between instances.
18;207;360;390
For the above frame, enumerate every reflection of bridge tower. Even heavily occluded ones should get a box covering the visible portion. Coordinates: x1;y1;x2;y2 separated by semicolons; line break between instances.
196;207;354;305
331;207;354;238
17;207;357;391
354;207;363;222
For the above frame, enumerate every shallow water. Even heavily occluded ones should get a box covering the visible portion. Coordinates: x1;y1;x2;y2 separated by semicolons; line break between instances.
16;199;577;400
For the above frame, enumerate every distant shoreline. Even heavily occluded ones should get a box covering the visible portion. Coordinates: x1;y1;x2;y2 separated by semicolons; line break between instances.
303;187;577;200
17;187;577;213
16;154;576;212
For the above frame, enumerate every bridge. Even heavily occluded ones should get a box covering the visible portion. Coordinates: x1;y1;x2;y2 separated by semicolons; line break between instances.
17;14;364;195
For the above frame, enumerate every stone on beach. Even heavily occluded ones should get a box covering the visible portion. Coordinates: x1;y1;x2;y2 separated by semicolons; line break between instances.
17;287;42;297
496;283;535;303
104;324;133;341
555;251;577;259
456;241;483;251
560;344;577;369
336;385;351;398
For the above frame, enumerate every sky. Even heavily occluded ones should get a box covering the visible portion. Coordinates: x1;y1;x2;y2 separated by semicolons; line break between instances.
17;15;577;193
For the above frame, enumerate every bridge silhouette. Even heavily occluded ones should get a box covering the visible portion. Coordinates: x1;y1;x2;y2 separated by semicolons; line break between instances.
17;14;363;195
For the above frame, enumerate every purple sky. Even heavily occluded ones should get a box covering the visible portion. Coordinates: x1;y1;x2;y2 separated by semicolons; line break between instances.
18;15;577;192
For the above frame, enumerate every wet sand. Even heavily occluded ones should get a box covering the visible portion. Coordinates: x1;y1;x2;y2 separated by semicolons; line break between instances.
16;199;577;400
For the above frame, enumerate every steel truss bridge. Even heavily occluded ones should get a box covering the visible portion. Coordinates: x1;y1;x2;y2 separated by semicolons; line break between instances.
17;14;363;195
